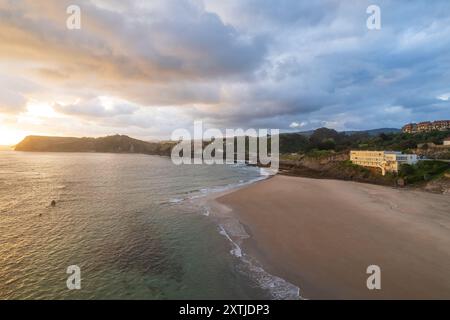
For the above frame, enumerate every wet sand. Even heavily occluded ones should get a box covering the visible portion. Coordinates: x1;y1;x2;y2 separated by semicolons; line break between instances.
214;175;450;299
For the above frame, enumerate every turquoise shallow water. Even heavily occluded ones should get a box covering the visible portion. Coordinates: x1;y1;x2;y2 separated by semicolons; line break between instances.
0;151;273;299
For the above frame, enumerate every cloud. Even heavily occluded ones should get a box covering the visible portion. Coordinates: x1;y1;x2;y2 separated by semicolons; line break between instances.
1;0;450;141
0;0;266;81
437;93;450;101
0;90;26;114
53;97;139;118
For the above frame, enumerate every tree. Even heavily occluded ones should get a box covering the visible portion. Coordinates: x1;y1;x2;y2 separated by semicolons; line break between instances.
399;164;415;177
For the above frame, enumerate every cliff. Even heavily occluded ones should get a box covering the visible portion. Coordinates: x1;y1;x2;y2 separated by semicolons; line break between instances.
279;152;398;186
15;135;175;156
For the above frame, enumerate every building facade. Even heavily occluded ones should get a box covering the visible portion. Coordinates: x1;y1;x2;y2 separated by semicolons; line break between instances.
350;150;418;176
444;137;450;146
402;120;450;133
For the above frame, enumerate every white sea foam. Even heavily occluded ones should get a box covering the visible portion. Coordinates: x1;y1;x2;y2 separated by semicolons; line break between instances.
259;167;277;176
202;207;210;216
218;224;302;300
241;257;301;300
169;172;269;205
218;225;243;258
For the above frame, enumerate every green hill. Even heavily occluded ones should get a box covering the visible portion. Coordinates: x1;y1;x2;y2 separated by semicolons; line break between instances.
279;127;450;155
15;135;175;156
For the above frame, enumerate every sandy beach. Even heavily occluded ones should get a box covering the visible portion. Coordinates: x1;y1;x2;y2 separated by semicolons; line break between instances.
213;175;450;299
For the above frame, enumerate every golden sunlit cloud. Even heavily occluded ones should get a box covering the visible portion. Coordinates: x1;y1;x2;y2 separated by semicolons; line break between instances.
0;101;63;145
25;101;59;118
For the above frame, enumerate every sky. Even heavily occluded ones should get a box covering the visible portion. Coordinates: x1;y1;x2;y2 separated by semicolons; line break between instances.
0;0;449;144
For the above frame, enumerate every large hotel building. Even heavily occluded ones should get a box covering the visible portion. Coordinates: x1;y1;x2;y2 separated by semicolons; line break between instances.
350;150;418;176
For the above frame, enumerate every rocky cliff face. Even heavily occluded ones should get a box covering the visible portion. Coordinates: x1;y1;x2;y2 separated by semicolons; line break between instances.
423;175;450;194
279;152;397;186
415;145;450;160
280;152;349;171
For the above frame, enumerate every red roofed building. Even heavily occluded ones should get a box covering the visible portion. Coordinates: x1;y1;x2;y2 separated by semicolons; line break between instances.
402;120;450;133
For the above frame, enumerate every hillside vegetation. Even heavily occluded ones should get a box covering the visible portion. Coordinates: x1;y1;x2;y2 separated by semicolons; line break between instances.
278;128;450;190
15;135;175;156
279;127;450;155
399;161;450;184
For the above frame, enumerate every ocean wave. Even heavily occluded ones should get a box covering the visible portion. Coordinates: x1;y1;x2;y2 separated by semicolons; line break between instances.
240;258;301;300
259;167;277;176
218;225;243;258
167;166;299;299
202;207;210;216
218;224;301;300
168;174;269;205
168;197;184;203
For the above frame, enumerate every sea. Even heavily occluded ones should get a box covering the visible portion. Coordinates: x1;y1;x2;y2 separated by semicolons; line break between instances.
0;151;299;299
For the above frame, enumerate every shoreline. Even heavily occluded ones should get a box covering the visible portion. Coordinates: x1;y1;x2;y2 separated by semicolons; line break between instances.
208;174;450;299
198;175;302;300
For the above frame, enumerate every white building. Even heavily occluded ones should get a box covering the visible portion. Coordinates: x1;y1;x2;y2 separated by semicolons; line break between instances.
350;150;418;176
444;137;450;146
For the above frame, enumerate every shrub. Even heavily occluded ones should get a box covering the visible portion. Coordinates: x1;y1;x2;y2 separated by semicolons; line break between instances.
399;161;450;184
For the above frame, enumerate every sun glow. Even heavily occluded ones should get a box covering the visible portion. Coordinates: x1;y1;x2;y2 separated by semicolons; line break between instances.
0;125;28;146
0;101;62;145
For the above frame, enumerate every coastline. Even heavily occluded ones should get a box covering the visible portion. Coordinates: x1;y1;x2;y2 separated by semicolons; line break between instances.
196;175;302;300
208;174;450;299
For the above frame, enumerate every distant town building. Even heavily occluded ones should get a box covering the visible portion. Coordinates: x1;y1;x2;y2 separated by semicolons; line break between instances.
350;150;418;176
402;120;450;133
402;123;415;133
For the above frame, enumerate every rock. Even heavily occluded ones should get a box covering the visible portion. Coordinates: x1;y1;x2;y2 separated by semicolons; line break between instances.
51;200;56;207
